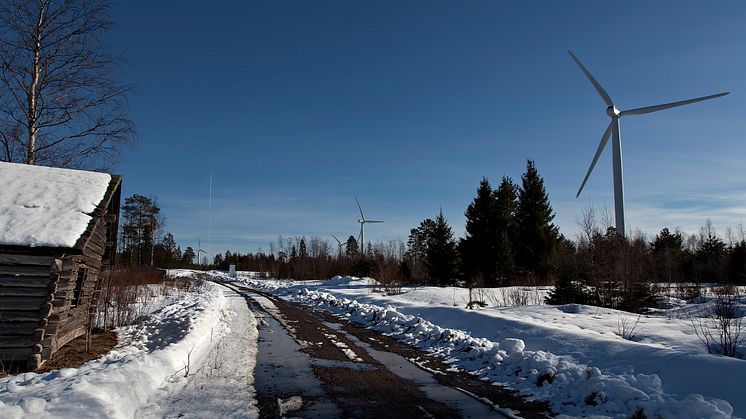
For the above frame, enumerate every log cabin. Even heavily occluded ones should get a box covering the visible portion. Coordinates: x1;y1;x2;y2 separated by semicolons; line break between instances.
0;162;121;370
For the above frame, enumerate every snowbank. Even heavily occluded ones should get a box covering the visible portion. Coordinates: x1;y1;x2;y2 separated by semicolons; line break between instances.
0;281;255;418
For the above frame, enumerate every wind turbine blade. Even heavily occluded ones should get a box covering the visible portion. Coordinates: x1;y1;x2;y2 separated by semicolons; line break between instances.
620;92;729;116
577;122;613;198
354;196;365;220
568;50;614;108
366;220;384;223
331;234;341;245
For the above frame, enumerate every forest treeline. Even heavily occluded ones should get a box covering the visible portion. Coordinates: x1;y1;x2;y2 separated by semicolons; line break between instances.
119;160;746;313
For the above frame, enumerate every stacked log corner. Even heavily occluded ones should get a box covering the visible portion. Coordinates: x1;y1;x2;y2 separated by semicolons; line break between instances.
0;253;56;370
0;176;120;371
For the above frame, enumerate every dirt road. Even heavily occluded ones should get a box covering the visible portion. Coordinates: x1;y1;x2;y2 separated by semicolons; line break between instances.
221;283;549;418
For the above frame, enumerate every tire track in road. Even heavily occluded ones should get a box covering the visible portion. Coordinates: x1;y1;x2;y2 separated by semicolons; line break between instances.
220;282;535;418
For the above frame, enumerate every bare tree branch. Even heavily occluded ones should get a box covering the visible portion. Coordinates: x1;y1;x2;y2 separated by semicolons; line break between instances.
0;0;134;169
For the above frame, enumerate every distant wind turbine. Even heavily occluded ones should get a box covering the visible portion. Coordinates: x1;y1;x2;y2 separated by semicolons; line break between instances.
331;234;347;258
569;50;729;237
196;236;206;267
354;197;383;256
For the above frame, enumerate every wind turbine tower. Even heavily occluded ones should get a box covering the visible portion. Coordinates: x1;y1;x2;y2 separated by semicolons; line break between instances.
354;197;383;256
569;50;729;237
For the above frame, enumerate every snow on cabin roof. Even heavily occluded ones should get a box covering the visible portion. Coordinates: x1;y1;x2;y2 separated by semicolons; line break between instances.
0;162;112;248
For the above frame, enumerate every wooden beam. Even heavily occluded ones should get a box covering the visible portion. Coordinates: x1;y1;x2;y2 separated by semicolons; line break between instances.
0;335;38;348
0;276;53;288
0;266;52;277
0;347;34;359
0;287;49;297
0;254;56;266
0;297;46;310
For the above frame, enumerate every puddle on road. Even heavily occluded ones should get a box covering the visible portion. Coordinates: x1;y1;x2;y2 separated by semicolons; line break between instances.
242;286;507;419
310;358;377;371
323;322;504;418
248;293;342;418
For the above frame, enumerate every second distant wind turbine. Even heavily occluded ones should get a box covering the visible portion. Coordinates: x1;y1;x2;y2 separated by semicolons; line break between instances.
331;234;347;258
354;197;383;256
569;50;729;237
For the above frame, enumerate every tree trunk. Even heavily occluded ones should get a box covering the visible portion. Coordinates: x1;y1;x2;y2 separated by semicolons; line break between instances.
27;4;46;165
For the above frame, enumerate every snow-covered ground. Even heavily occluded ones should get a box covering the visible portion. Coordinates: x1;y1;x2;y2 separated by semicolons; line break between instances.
1;268;741;418
233;275;745;419
0;280;258;419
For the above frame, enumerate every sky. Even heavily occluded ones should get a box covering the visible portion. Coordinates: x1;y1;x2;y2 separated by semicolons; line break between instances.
106;1;746;258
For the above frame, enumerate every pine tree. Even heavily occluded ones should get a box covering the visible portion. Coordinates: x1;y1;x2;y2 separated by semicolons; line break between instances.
345;235;359;257
514;160;559;278
182;246;196;266
213;253;224;268
299;239;308;258
153;232;178;268
425;210;459;287
459;178;498;286
494;176;517;284
406;218;435;283
120;194;163;266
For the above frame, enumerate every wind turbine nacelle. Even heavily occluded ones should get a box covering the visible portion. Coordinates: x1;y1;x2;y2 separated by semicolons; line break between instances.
606;105;621;117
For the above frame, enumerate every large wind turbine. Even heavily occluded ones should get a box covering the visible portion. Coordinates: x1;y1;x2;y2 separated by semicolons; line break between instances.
569;50;729;237
354;197;383;256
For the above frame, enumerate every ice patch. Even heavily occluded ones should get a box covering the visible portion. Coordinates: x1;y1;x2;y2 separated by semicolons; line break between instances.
278;395;303;416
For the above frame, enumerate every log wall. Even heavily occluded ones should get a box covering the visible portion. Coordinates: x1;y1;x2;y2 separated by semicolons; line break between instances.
0;216;109;369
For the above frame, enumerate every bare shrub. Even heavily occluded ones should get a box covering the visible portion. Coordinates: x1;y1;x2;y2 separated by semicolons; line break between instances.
690;285;744;358
374;259;404;295
486;286;544;307
616;314;642;341
674;282;702;302
94;266;173;330
466;273;487;309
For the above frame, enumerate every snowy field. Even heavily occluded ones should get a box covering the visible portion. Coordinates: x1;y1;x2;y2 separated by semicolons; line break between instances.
1;268;741;418
232;274;745;419
0;280;258;418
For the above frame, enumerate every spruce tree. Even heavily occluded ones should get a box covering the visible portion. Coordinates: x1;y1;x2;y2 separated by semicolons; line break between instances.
494;176;518;284
651;228;684;284
514;160;559;279
546;237;587;304
345;235;359;257
697;227;726;282
728;241;746;284
459;177;498;286
425;210;459;286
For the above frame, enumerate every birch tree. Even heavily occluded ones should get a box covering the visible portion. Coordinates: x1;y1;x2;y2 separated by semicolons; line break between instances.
0;0;133;168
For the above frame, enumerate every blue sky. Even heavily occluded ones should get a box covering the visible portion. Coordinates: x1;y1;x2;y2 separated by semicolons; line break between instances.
107;1;746;257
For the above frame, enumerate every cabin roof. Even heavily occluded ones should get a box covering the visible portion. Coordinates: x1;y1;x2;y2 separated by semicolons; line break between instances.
0;162;113;248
